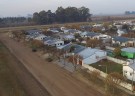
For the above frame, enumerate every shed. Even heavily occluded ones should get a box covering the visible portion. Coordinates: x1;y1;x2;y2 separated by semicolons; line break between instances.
121;47;135;58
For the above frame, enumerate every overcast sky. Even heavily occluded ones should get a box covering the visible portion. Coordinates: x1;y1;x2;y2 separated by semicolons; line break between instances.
0;0;134;17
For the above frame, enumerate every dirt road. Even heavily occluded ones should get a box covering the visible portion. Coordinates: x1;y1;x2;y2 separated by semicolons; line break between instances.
0;33;104;96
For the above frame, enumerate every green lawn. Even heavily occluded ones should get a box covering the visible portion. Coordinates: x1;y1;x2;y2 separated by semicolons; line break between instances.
0;42;27;96
90;59;123;74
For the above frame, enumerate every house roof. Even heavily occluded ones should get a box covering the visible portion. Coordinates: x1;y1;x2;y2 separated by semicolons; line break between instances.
81;32;100;37
121;47;135;53
45;39;63;45
57;43;85;53
68;29;80;33
57;43;72;50
73;44;86;54
35;34;47;38
78;48;101;59
26;30;42;34
113;36;131;43
129;63;135;70
64;35;75;39
43;36;54;41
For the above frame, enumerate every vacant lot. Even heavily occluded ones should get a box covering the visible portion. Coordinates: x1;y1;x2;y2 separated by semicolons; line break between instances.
90;60;123;74
0;42;28;96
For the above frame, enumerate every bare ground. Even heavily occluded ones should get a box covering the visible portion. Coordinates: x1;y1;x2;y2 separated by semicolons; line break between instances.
0;33;104;96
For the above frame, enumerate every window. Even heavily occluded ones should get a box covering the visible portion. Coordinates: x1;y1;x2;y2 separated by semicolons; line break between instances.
130;73;133;76
124;71;127;74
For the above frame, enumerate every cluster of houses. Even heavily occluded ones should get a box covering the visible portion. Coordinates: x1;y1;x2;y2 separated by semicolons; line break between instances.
24;21;135;82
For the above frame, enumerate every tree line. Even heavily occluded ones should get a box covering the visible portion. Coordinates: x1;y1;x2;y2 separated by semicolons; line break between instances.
0;6;91;27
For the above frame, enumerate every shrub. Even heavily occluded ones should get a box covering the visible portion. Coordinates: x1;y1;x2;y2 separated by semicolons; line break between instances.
46;57;53;62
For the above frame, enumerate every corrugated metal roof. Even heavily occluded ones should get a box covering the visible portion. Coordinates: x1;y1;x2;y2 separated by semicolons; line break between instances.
81;32;100;37
78;48;100;59
121;47;135;53
129;63;135;70
58;43;85;53
113;36;131;43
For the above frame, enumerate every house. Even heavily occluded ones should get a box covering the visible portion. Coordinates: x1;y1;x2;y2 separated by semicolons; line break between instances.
47;28;60;33
121;47;135;59
112;36;133;46
80;25;92;31
93;24;103;28
25;30;43;40
44;39;64;47
123;62;135;81
34;34;47;41
58;34;75;41
80;32;100;39
117;29;127;36
76;48;106;65
60;27;66;31
57;43;86;56
94;34;111;43
62;29;79;34
26;30;42;35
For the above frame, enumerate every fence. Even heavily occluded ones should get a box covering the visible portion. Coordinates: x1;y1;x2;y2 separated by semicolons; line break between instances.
82;63;133;91
107;56;127;65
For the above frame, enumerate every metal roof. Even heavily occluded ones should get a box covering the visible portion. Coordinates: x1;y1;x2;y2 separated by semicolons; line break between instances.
113;36;131;43
58;43;85;53
81;32;100;37
26;30;42;34
121;47;135;53
129;63;135;70
78;48;100;59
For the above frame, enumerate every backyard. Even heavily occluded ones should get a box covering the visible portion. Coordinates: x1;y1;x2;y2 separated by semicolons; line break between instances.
90;59;123;74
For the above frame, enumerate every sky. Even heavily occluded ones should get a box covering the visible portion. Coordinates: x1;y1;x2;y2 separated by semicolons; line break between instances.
0;0;135;17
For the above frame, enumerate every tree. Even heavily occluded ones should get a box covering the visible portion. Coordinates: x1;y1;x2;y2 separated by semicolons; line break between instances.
105;72;125;94
68;55;83;71
87;39;102;48
74;33;81;39
113;47;121;57
90;70;100;83
31;40;44;50
33;12;41;24
122;24;130;31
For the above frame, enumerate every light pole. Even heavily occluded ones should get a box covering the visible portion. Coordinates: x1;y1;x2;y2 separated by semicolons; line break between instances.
98;64;108;91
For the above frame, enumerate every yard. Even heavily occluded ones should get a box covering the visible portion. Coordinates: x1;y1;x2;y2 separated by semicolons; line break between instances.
90;59;123;74
0;42;28;96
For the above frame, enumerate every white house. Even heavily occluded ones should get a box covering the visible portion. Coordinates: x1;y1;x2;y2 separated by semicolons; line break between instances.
117;29;127;36
80;32;100;39
44;40;64;47
112;36;133;47
123;61;135;81
93;24;103;28
34;34;47;41
63;35;75;40
77;48;107;65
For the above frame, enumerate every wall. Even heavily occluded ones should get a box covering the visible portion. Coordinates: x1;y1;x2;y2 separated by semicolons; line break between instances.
107;56;127;65
123;66;135;81
82;63;133;91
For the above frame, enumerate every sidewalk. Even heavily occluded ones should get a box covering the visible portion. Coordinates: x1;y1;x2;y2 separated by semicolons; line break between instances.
54;58;81;72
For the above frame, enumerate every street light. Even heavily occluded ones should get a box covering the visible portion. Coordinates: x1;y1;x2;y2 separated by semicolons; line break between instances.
98;64;108;92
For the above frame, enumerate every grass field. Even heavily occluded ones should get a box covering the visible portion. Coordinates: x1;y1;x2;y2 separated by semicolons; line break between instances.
90;60;123;74
0;22;90;33
0;42;28;96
